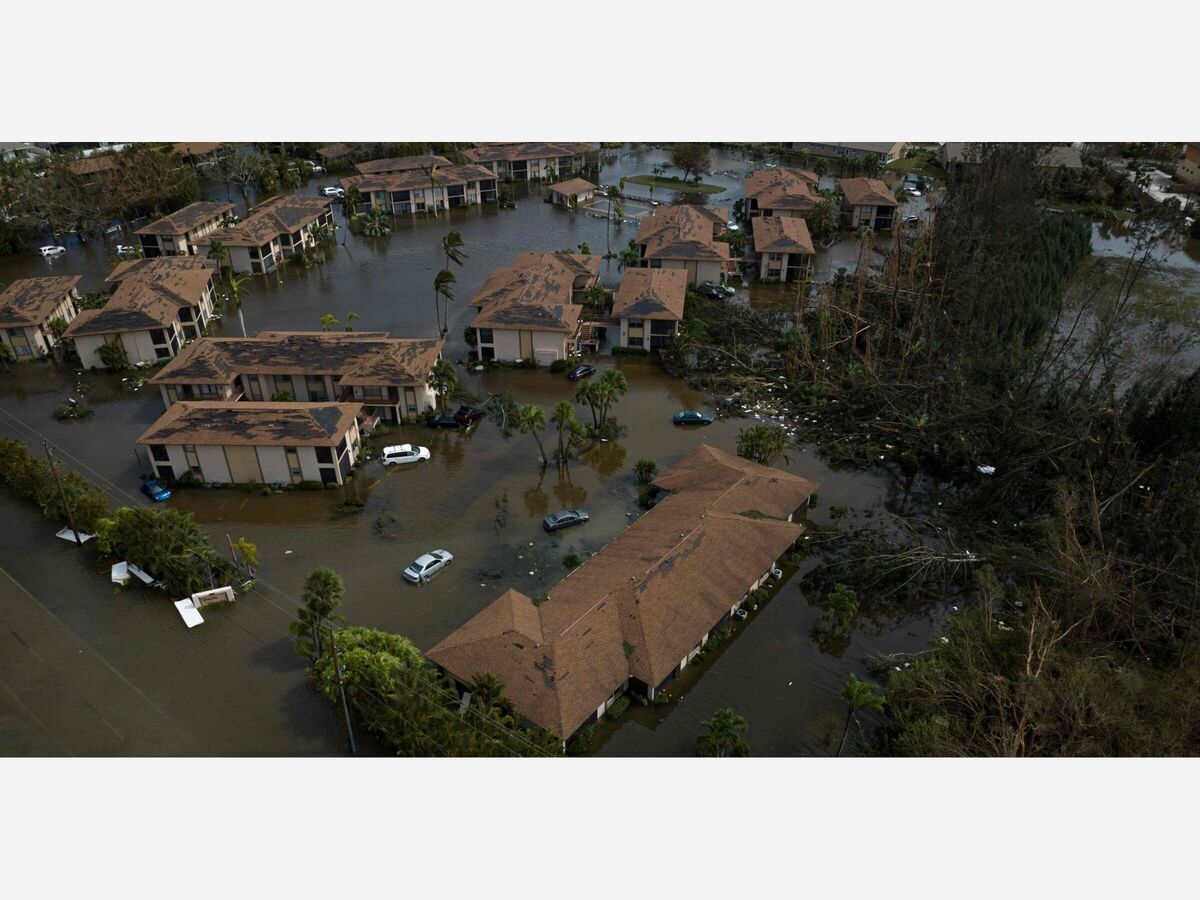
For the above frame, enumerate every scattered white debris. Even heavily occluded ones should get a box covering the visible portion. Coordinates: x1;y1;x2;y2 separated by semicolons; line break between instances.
55;527;94;544
174;597;204;629
939;636;950;644
284;550;294;555
976;465;996;475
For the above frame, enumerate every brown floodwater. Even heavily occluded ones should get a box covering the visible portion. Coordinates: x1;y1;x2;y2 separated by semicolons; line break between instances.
2;145;1188;756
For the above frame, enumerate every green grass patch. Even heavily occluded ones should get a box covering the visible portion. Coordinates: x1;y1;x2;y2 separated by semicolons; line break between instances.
625;174;726;195
886;156;946;180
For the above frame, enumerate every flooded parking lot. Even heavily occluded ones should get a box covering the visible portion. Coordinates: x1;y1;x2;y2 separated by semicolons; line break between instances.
3;145;1197;756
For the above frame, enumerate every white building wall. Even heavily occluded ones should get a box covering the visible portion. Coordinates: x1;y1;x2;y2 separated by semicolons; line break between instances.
120;330;161;366
491;329;522;360
256;447;291;484
297;446;323;482
195;445;232;484
530;330;567;364
73;334;108;369
227;246;254;275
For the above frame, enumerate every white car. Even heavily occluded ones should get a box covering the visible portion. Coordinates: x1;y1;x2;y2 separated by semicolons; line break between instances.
320;186;344;198
907;188;923;197
381;444;430;466
39;245;66;257
403;549;453;584
306;161;326;175
115;244;138;255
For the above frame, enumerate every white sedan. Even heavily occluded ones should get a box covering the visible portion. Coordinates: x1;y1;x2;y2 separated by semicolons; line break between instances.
320;186;345;198
381;444;430;466
404;549;453;584
39;245;66;257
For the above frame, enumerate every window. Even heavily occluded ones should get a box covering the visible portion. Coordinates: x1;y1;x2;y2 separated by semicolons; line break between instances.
149;329;166;344
628;336;643;348
7;328;21;337
315;446;333;465
362;386;382;400
628;318;643;328
155;345;171;359
198;383;218;396
306;376;327;401
150;445;169;462
274;376;292;395
478;329;493;344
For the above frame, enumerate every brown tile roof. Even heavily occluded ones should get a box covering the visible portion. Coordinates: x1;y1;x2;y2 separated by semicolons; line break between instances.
839;177;898;208
751;215;814;256
67;155;120;176
172;142;224;158
137;401;360;448
469;254;598;333
744;167;820;212
612;269;686;321
316;143;353;161
428;445;818;738
354;154;451;176
463;142;598;163
149;332;442;386
548;178;596;196
135;202;235;237
635;205;732;262
341;163;496;194
0;276;80;328
66;258;214;337
197;195;332;248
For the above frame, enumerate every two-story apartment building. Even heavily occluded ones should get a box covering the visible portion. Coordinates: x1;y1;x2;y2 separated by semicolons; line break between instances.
633;205;732;286
147;331;444;424
470;253;600;365
751;215;815;282
782;142;908;165
463;142;599;182
0;276;81;361
136;201;236;257
353;154;452;176
428;444;818;743
611;269;686;350
839;177;899;230
342;164;498;215
1177;144;1200;188
548;178;597;208
194;195;335;275
137;401;363;486
743;167;820;218
65;258;216;369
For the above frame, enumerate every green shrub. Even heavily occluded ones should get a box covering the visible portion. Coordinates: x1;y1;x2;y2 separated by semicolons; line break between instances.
607;696;631;719
0;439;110;531
563;553;583;569
298;480;324;491
549;358;571;373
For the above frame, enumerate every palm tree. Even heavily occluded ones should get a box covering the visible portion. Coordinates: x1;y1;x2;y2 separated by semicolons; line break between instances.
517;404;548;469
441;230;467;269
838;674;884;757
433;268;456;336
469;672;507;714
427;358;457;411
575;380;601;428
551;399;576;466
695;708;749;757
595;368;628;427
319;313;341;332
289;566;345;661
206;239;229;284
421;162;441;218
225;272;251;337
736;424;790;467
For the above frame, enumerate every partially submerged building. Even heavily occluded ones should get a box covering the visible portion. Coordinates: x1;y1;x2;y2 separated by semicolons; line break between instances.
353;154;452;176
547;178;597;208
137;401;363;486
633;205;732;286
610;268;686;350
65;257;216;369
783;141;908;164
194;195;335;274
839;177;899;230
136;201;236;257
0;276;81;361
463;142;599;182
751;215;814;282
428;445;818;741
743;167;820;218
148;331;444;424
469;253;600;364
342;163;498;214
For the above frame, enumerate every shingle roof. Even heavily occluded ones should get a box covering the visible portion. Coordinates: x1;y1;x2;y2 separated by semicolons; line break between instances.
635;205;732;262
354;154;451;175
0;276;80;327
612;269;687;321
428;445;818;738
136;401;360;448
839;177;898;208
172;142;224;158
149;332;443;386
469;254;598;333
744;167;820;212
196;195;332;248
548;178;597;196
66;259;214;337
316;143;353;161
463;142;598;163
68;155;119;176
341;163;496;194
135;201;235;237
751;215;814;256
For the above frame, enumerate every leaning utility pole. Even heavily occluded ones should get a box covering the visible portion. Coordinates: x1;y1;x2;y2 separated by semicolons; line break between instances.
328;626;357;755
43;441;81;544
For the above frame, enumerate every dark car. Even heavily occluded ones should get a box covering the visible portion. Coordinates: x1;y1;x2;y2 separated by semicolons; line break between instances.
697;284;725;300
567;364;597;381
426;412;461;428
673;410;714;426
543;508;589;532
140;479;172;502
454;405;485;425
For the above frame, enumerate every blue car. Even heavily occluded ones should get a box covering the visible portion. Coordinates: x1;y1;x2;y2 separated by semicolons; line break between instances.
140;479;172;502
673;410;713;426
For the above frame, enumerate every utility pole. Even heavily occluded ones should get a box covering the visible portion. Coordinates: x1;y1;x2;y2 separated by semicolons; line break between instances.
328;625;357;755
43;441;81;544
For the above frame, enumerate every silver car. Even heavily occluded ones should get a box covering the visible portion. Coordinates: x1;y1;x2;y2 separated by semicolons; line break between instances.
403;549;453;584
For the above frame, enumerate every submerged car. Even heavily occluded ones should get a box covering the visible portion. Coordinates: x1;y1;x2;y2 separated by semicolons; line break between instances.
403;549;453;584
454;405;485;426
381;444;430;466
139;479;172;502
567;364;597;381
902;214;920;226
673;410;714;426
543;508;589;532
39;245;66;258
426;411;461;428
320;186;344;198
699;280;735;298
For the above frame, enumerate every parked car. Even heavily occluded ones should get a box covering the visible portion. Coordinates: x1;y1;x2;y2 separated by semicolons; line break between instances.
906;188;923;197
726;220;741;231
39;246;66;258
139;479;172;502
320;186;344;198
673;409;714;426
700;281;735;298
115;244;137;255
454;405;485;426
567;364;597;381
902;214;920;226
381;444;430;466
543;508;589;532
426;411;461;428
306;161;326;175
403;549;453;584
698;284;725;300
